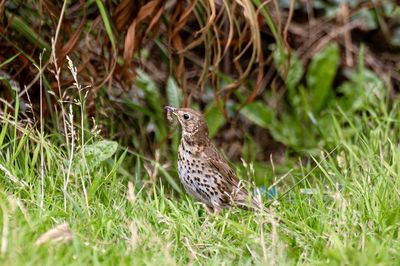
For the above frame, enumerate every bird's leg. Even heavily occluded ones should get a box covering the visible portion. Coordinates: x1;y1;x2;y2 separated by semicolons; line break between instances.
205;203;221;216
204;205;214;215
201;215;210;228
212;206;221;215
200;207;212;228
200;205;220;228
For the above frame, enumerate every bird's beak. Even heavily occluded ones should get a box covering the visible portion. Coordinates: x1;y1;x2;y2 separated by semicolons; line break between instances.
164;106;178;115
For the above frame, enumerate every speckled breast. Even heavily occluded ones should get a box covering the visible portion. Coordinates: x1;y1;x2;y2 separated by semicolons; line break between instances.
177;142;223;207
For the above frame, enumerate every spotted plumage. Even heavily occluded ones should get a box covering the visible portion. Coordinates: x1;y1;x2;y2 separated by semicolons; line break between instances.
165;106;263;213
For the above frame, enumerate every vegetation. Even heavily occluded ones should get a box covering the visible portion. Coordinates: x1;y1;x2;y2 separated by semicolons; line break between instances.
0;0;400;265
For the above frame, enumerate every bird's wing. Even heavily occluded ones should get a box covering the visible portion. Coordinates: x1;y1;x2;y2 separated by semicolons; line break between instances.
204;142;264;211
204;142;246;193
209;159;240;186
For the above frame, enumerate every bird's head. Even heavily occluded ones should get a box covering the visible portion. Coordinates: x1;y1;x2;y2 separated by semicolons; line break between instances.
164;106;208;139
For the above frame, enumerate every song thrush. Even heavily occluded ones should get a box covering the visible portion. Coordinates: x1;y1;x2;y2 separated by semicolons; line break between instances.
165;106;263;214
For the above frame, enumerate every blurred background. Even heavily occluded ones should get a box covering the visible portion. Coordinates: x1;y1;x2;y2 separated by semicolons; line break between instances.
1;0;399;186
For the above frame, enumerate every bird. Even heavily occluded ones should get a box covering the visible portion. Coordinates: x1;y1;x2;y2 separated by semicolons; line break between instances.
165;106;264;214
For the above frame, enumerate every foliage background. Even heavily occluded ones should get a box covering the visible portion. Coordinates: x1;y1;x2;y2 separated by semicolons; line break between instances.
0;0;400;265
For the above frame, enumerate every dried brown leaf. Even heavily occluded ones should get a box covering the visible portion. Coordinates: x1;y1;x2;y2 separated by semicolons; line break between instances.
122;0;164;76
113;0;138;31
40;0;59;18
145;5;165;36
195;0;216;35
57;15;86;67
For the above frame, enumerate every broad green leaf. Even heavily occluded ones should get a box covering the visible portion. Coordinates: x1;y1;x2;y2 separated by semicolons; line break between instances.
240;102;274;129
307;43;339;112
338;69;385;111
76;140;118;171
135;70;167;141
273;48;304;91
205;105;225;138
166;76;182;108
136;70;161;113
268;114;302;147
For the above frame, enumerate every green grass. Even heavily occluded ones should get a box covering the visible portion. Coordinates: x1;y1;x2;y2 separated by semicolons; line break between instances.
2;1;399;264
1;98;400;265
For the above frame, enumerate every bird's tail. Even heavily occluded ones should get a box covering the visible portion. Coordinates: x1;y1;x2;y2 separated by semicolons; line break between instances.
241;195;267;212
231;186;267;212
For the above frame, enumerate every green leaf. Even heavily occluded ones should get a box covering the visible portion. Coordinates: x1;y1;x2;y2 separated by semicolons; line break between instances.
0;53;21;69
95;0;116;50
240;102;274;129
0;78;16;101
76;140;118;171
307;43;339;112
205;105;225;138
166;76;182;108
0;114;9;147
136;70;162;113
135;70;167;141
7;13;50;52
269;114;302;147
338;69;385;112
273;48;304;91
253;0;284;49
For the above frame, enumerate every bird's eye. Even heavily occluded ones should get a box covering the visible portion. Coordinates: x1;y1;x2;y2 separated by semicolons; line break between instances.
183;114;190;120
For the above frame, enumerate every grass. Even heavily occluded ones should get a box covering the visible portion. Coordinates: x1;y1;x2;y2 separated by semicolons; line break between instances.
1;91;400;266
1;1;400;264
